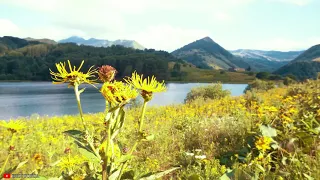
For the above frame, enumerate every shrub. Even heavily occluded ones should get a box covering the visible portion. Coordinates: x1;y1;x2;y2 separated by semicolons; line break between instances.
283;76;296;86
244;79;276;93
184;83;230;103
248;72;255;76
256;72;270;80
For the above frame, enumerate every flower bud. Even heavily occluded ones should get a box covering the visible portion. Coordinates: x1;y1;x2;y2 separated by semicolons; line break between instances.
98;65;117;82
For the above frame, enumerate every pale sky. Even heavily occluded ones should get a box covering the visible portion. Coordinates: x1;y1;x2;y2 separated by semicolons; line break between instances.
0;0;319;52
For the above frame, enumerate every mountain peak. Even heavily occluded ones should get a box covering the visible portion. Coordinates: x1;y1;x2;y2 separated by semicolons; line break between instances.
200;36;214;42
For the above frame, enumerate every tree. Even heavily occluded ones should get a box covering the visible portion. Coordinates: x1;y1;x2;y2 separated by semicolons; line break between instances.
256;72;270;80
246;66;252;71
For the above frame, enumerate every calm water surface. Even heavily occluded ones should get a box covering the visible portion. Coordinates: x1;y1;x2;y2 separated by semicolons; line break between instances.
0;82;247;120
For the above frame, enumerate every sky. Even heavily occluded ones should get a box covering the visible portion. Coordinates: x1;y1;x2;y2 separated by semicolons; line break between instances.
0;0;319;52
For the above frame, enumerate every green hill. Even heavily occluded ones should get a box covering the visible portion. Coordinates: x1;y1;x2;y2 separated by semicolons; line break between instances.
274;44;320;80
171;37;250;70
0;36;183;81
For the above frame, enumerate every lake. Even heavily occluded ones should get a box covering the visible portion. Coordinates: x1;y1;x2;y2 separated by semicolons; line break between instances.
0;82;248;120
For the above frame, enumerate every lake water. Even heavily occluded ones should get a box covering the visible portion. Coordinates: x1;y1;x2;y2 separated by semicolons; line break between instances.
0;82;247;120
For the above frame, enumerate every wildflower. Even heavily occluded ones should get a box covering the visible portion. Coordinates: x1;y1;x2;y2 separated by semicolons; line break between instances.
50;60;97;86
195;155;207;160
125;71;166;101
255;136;272;152
0;120;26;133
100;81;138;106
58;155;85;170
98;65;117;82
185;152;195;156
64;147;71;154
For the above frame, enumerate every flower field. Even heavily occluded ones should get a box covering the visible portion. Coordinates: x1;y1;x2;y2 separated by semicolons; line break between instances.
0;61;319;179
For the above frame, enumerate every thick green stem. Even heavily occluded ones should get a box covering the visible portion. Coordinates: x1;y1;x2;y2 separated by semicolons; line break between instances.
73;83;101;160
118;100;148;178
73;83;87;131
139;101;148;132
1;133;15;174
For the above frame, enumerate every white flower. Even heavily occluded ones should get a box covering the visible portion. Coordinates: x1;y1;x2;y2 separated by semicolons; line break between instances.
195;155;207;160
185;152;194;156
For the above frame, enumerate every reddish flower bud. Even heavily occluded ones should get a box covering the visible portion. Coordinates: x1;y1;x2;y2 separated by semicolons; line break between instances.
64;147;71;154
9;145;14;151
98;65;117;82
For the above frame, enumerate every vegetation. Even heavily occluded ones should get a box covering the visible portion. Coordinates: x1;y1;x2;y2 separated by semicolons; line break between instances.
1;60;319;179
274;44;320;80
0;36;255;83
244;79;276;93
184;83;231;103
0;36;183;81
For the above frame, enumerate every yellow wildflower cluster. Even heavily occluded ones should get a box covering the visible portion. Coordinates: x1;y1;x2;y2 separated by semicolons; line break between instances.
255;136;272;152
100;81;138;106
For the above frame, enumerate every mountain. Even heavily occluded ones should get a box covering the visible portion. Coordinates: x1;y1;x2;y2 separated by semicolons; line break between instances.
58;36;145;50
231;49;303;62
230;49;304;72
0;36;186;81
274;44;320;80
25;37;57;45
171;37;249;70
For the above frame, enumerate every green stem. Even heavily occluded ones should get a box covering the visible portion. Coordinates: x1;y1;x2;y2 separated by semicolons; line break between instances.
74;83;101;160
118;101;148;178
73;83;87;131
1;133;15;174
139;101;148;132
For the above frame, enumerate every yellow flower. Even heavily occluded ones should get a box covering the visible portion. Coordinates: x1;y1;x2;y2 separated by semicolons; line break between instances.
125;71;166;101
58;155;85;170
50;60;97;86
0;120;26;133
255;136;272;152
100;81;138;106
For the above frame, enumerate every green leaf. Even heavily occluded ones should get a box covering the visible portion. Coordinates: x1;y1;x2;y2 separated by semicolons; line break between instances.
109;169;121;180
219;169;234;180
188;174;202;180
139;167;180;180
121;170;135;180
144;134;155;141
63;130;85;140
49;160;61;167
79;148;100;164
281;157;288;165
79;88;86;94
5;160;29;174
116;154;133;164
256;164;265;172
260;125;277;137
35;177;47;180
303;173;314;180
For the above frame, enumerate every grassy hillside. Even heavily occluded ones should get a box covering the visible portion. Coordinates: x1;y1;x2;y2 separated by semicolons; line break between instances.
171;37;249;70
274;44;320;80
168;62;255;83
1;77;319;179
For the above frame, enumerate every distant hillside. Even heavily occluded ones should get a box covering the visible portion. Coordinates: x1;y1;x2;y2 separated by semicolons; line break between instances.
231;49;303;62
231;49;303;72
171;37;249;70
59;36;145;50
0;36;187;81
274;44;320;80
25;37;57;45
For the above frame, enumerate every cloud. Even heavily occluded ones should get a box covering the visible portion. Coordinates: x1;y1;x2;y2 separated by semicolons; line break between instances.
255;37;320;51
0;19;19;35
131;24;211;51
268;0;313;6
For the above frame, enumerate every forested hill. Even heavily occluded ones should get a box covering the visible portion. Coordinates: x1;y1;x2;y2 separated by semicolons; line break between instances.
0;36;184;81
